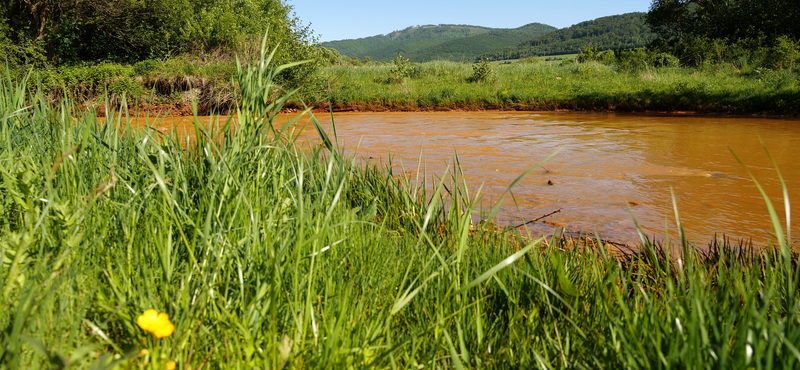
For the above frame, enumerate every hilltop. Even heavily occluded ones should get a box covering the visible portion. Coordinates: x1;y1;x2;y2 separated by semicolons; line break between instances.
321;25;494;61
481;12;655;60
405;23;557;62
322;23;556;62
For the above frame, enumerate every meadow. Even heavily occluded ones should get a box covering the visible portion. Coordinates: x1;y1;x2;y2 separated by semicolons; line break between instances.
2;47;800;369
314;58;800;115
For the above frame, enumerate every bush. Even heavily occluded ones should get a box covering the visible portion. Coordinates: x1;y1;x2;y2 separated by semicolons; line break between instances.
577;46;600;63
468;58;497;83
598;50;616;65
133;59;163;75
388;53;419;83
108;77;146;98
654;52;680;68
771;36;800;70
0;37;46;68
616;48;654;71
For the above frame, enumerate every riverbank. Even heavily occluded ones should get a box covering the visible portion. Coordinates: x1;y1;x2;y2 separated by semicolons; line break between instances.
82;101;715;117
22;58;800;117
316;60;800;116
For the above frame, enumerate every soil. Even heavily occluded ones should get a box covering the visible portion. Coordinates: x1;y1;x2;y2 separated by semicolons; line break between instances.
81;100;794;118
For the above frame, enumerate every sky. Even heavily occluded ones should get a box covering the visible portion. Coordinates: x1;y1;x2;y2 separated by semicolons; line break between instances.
287;0;653;42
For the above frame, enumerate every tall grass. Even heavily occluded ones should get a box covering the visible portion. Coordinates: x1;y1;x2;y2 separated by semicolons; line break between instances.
1;41;799;369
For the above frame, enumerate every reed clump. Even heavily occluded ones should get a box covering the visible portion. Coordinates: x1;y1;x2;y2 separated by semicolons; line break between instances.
1;39;799;369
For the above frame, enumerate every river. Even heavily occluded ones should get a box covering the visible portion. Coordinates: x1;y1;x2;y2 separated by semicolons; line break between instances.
147;111;800;248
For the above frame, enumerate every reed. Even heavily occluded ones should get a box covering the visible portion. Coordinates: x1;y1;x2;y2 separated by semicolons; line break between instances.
1;41;799;369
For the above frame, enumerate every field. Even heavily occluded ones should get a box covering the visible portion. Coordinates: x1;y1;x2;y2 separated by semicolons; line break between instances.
313;59;800;115
2;48;800;369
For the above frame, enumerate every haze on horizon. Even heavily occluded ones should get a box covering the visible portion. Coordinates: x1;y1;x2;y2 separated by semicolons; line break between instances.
288;0;652;42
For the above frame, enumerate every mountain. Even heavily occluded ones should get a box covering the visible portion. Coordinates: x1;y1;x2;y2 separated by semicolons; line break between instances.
404;23;557;62
322;23;556;62
480;13;656;61
321;25;493;62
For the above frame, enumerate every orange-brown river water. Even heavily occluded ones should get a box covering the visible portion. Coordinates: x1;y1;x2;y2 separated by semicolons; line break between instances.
145;112;800;248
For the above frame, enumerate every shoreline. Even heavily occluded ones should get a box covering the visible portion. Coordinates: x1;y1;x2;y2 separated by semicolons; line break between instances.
83;101;800;118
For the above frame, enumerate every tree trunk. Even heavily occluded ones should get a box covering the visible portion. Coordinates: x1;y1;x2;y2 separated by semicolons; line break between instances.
23;0;50;41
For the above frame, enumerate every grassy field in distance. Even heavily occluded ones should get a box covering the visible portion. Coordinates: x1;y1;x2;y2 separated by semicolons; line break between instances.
307;59;800;115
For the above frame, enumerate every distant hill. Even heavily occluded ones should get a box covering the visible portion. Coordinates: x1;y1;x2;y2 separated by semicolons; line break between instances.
321;25;493;62
405;23;557;62
322;23;556;62
481;13;656;61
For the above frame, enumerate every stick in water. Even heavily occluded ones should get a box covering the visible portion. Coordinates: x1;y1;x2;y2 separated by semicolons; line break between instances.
515;208;563;229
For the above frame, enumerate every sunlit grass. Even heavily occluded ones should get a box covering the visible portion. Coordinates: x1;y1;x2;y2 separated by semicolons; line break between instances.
313;60;800;115
1;41;799;369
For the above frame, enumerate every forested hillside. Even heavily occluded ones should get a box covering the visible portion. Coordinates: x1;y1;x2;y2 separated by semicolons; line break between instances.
482;12;655;60
404;23;556;62
321;25;493;62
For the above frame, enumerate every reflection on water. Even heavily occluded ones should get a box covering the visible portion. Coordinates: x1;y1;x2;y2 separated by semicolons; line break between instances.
137;112;800;248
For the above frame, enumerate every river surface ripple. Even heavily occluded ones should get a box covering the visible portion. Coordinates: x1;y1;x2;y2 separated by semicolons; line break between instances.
148;111;800;248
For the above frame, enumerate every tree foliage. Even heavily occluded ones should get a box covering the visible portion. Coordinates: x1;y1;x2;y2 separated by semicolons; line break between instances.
646;0;800;42
321;25;496;62
646;0;800;68
0;0;318;67
481;13;655;60
404;23;556;63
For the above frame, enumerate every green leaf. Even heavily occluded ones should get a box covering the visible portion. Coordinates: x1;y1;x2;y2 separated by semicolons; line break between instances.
461;237;543;292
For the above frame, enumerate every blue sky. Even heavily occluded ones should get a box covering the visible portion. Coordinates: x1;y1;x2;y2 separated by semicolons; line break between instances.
287;0;653;42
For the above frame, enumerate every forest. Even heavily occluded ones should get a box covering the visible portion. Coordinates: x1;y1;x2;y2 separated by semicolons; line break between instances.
481;12;655;60
321;23;557;63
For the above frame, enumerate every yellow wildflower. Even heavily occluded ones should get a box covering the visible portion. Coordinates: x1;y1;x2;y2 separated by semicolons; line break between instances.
165;361;176;370
140;349;148;356
137;309;159;332
137;310;175;338
153;319;175;339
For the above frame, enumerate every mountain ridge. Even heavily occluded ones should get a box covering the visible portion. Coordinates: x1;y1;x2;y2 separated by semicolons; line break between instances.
404;23;557;62
321;23;556;62
322;13;655;63
481;13;656;60
321;24;495;61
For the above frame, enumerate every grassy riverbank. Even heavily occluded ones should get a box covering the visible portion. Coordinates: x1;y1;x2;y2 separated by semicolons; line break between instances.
13;55;800;116
2;48;800;369
315;59;800;115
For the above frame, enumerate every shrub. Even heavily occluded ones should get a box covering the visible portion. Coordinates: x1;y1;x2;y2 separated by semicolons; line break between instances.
133;59;163;75
468;58;497;83
108;77;145;98
577;46;600;63
654;52;680;68
616;48;654;71
771;36;799;70
598;50;616;65
182;62;200;76
388;53;418;83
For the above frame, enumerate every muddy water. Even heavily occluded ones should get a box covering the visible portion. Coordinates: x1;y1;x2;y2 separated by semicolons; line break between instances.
144;112;800;248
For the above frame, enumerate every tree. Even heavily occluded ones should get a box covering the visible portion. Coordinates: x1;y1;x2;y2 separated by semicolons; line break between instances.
646;0;800;42
0;0;319;66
